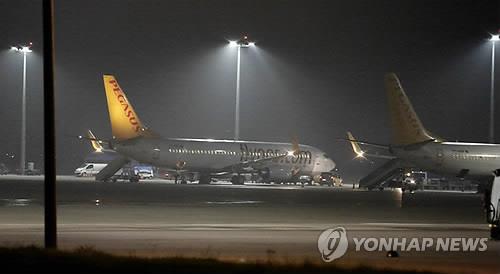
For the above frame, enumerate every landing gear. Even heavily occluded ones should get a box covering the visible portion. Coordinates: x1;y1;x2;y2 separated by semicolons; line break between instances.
231;175;245;185
486;171;500;240
199;174;211;185
258;168;271;184
175;175;187;184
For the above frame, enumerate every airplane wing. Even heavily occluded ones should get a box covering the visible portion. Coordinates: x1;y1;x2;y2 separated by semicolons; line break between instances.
346;132;396;160
75;134;112;147
87;130;105;152
359;152;396;160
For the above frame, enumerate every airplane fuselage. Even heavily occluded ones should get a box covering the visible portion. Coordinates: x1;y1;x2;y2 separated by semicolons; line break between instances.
113;137;336;180
393;141;500;178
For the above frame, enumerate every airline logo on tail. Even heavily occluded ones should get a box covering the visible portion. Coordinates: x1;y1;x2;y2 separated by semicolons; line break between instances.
103;75;144;140
108;77;141;132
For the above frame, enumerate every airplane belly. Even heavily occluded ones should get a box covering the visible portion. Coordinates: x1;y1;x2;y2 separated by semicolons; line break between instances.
425;159;495;177
467;162;498;176
191;156;233;171
176;155;236;171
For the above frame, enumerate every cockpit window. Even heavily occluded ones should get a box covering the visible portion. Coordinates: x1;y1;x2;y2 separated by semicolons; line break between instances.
323;154;329;158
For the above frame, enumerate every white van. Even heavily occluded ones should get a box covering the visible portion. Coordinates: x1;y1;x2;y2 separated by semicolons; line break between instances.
74;163;107;177
137;169;154;180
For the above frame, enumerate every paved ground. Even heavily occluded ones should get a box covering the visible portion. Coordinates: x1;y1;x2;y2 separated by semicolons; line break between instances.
0;175;498;273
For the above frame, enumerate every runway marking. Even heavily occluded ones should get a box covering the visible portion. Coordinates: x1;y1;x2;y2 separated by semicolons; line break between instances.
360;223;487;228
0;223;488;232
204;200;263;205
0;198;33;206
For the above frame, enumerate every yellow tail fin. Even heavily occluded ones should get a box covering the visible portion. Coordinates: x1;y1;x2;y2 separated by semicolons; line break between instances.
87;129;103;152
103;75;145;140
385;73;434;145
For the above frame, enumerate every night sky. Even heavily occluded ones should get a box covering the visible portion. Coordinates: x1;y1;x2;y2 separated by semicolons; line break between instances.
0;0;498;182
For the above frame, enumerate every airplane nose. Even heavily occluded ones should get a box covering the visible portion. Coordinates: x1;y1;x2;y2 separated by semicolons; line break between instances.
330;160;337;170
328;159;336;171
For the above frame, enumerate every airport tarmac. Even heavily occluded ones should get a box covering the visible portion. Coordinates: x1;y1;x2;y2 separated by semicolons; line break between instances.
0;175;499;274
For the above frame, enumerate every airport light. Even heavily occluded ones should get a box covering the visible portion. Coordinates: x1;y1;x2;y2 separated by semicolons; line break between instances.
11;42;33;175
489;34;499;143
228;35;256;140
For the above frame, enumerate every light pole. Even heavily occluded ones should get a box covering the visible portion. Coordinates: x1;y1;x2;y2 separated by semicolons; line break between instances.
11;43;32;175
490;34;499;143
229;36;255;141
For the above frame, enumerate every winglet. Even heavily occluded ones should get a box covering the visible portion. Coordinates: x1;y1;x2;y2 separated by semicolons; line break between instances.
347;131;366;158
87;130;103;152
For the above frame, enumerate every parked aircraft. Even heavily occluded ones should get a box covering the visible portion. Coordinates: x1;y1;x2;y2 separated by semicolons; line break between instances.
94;75;336;185
348;73;500;239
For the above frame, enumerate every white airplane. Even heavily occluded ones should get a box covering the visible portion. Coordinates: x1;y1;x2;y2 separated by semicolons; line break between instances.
348;73;500;240
93;75;336;185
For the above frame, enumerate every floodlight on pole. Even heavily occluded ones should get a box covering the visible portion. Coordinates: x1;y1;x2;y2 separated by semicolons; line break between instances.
489;33;498;143
228;35;256;141
10;42;33;175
